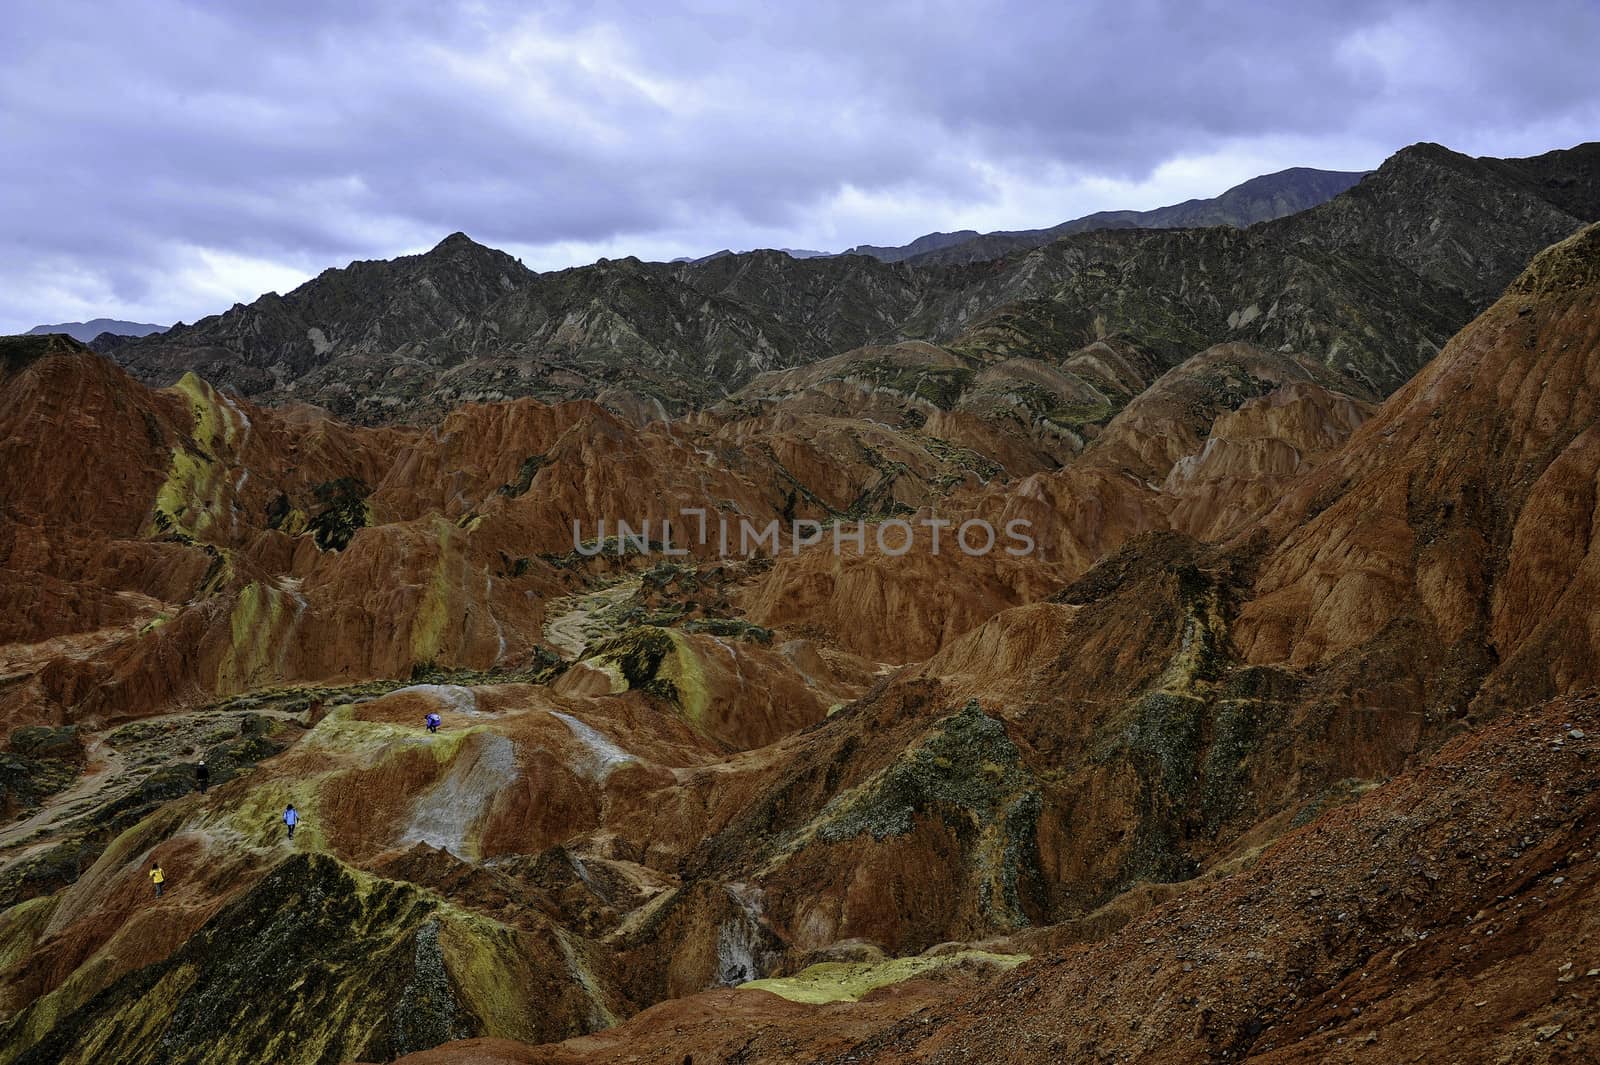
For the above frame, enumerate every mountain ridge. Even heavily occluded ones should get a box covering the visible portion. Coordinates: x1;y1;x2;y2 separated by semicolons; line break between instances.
106;142;1599;427
25;319;166;343
845;164;1369;264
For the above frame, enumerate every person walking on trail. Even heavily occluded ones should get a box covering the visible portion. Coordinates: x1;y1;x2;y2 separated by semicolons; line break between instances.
195;760;210;795
149;862;165;898
284;803;299;840
425;712;441;734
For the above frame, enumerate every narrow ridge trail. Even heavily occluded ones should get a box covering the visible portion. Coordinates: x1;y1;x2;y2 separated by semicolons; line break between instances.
0;706;308;870
541;578;643;659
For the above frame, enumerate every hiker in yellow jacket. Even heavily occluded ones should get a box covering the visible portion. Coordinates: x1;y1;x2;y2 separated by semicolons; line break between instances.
149;862;165;898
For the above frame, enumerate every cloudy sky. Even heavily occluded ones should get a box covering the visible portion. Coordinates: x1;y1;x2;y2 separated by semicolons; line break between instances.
2;0;1597;333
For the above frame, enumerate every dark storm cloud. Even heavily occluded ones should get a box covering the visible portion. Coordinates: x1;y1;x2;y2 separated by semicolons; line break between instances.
2;0;1597;331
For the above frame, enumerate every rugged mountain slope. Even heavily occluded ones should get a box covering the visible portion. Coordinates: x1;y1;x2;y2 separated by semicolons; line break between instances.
109;143;1598;423
717;141;1597;481
924;142;1600;398
1;343;837;732
379;692;1600;1064
732;219;1600;1047
1264;142;1600;305
114;234;535;410
1235;220;1600;712
735;341;1375;660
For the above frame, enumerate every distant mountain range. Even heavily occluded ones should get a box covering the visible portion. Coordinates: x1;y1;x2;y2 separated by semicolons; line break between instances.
102;142;1600;424
673;248;830;263
670;168;1368;266
841;166;1370;264
26;318;166;343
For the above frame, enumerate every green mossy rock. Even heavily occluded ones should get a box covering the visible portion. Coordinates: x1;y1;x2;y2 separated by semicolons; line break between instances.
9;854;468;1065
807;701;1047;928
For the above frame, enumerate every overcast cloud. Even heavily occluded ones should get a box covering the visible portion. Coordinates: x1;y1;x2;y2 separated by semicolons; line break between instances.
2;0;1597;332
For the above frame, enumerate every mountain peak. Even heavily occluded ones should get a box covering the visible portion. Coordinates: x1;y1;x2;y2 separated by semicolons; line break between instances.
1;331;92;378
1383;141;1476;173
1510;220;1600;296
430;231;486;253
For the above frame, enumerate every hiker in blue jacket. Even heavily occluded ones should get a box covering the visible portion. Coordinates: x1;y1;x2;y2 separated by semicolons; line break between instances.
425;711;441;734
284;803;299;840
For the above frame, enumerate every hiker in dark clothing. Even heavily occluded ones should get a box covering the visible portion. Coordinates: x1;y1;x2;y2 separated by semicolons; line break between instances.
149;862;165;897
284;803;299;840
425;712;441;734
196;760;210;795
